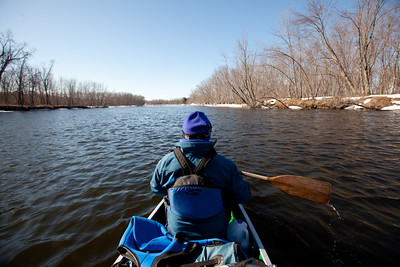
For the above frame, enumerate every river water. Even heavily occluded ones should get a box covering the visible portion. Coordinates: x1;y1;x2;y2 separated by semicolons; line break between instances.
0;106;399;267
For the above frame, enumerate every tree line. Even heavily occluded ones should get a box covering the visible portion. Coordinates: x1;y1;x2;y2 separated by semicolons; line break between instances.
190;0;400;108
0;31;145;108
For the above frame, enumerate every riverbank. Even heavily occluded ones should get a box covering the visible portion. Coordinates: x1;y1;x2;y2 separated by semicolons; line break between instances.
2;94;400;111
200;94;400;110
0;104;109;111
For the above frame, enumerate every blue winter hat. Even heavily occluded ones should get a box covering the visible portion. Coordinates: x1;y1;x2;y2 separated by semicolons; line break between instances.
182;111;212;135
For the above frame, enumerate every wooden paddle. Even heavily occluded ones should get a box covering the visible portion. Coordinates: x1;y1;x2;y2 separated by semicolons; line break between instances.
241;171;332;204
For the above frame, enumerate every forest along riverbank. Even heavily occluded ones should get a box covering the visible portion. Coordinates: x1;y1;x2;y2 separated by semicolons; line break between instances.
2;94;400;112
0;104;109;111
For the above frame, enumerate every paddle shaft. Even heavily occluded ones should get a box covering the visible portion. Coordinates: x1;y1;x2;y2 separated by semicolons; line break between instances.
242;171;272;181
241;171;332;204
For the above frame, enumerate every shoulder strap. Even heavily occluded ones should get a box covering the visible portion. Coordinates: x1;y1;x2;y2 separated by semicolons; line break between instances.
173;147;217;175
174;147;193;175
193;147;216;175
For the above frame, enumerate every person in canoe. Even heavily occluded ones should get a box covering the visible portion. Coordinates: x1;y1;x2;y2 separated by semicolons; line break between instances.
150;111;251;239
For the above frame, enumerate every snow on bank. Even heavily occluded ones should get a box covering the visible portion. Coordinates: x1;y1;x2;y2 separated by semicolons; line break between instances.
193;102;306;110
199;104;245;108
345;105;365;110
381;105;400;110
289;106;303;110
347;94;400;110
292;94;400;110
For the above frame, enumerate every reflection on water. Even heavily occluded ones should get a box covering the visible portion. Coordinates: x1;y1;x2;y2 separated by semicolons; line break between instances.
0;107;399;266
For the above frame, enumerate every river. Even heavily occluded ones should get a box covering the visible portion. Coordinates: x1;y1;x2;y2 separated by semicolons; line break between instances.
0;106;399;266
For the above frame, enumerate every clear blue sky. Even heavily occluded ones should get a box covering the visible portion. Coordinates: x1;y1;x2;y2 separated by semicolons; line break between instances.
0;0;347;100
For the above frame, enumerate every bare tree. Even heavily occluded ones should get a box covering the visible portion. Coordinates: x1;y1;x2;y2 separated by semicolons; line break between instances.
67;79;77;106
375;0;400;94
40;61;54;105
0;67;18;104
223;36;261;108
341;0;389;95
0;31;32;83
296;0;358;94
27;66;41;105
16;59;27;105
270;10;310;98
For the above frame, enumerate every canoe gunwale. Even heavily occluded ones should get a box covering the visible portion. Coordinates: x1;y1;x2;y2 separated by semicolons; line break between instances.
238;204;272;266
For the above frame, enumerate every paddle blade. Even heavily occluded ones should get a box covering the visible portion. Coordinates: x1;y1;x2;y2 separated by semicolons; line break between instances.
269;175;331;204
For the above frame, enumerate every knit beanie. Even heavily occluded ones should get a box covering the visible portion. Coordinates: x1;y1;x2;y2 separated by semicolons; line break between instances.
182;111;212;135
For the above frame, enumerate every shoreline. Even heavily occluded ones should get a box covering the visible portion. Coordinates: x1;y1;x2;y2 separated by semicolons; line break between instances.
0;104;109;111
196;94;400;111
1;94;400;111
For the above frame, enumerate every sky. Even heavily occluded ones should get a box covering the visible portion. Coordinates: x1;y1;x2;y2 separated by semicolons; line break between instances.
0;0;347;100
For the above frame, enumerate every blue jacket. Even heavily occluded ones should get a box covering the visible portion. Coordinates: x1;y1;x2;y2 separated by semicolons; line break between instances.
150;140;251;237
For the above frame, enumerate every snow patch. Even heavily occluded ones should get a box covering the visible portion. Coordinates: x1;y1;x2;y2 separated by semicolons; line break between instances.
381;105;400;111
264;99;276;105
345;105;364;110
289;106;302;110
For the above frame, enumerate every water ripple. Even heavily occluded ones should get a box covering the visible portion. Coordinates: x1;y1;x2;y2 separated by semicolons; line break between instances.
1;107;399;266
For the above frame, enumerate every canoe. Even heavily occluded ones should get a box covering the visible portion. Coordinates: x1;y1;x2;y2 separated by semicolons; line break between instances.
113;198;274;266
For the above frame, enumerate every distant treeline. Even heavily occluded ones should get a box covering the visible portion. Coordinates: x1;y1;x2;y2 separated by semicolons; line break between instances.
146;97;188;105
190;0;400;108
0;31;145;108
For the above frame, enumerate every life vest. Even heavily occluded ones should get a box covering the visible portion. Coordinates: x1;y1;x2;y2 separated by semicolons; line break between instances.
166;147;226;238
